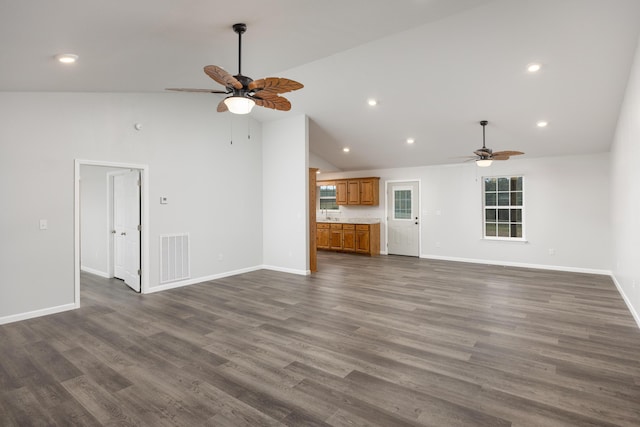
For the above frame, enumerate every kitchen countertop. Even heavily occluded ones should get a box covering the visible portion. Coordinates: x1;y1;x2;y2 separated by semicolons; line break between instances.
317;218;380;224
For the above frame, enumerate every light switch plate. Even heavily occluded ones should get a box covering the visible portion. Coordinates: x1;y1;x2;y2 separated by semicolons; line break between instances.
39;219;48;230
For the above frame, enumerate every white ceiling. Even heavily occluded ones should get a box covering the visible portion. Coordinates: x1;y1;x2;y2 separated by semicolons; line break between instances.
2;0;639;171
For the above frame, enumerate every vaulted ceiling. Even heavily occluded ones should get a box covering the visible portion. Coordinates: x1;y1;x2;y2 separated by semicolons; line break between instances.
2;0;639;171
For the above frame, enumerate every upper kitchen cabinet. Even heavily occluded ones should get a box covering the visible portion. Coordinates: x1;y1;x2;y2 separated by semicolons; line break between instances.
334;177;380;206
335;181;348;205
359;178;379;205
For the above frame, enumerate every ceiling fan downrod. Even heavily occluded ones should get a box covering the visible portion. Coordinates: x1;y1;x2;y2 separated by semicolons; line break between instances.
480;120;488;149
232;23;246;76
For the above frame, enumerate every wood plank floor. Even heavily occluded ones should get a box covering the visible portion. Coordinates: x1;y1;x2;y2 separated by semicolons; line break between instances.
1;252;640;426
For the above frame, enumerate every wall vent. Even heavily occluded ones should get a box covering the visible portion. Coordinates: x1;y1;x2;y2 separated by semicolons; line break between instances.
160;233;190;284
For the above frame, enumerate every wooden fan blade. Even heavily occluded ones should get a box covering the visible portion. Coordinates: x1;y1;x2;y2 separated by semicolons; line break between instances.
204;65;243;90
249;77;303;98
252;95;292;111
217;99;228;112
492;150;524;157
491;155;510;160
166;88;229;93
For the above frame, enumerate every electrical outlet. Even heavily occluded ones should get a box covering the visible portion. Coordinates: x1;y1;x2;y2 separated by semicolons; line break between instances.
435;242;441;248
39;219;48;230
548;248;555;255
218;253;223;261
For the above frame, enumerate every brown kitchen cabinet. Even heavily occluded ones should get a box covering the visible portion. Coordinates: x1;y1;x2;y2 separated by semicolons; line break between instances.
332;177;380;206
342;224;355;252
355;224;371;253
359;179;379;205
347;180;361;204
316;223;330;249
317;222;379;256
330;224;343;250
335;180;348;205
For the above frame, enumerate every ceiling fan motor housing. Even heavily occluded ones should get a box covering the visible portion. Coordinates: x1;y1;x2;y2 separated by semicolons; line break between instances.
232;23;247;34
232;74;254;96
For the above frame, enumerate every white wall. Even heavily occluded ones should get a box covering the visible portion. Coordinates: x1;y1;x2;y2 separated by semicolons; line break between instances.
80;165;121;277
0;92;264;322
310;151;340;173
262;114;310;274
611;35;640;325
320;153;610;273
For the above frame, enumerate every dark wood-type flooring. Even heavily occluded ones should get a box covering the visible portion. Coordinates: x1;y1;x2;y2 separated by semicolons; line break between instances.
1;252;640;426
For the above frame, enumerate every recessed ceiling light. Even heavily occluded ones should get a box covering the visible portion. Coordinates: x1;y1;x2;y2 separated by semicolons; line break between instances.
343;147;350;153
537;120;548;128
55;53;78;64
367;99;378;106
527;63;541;73
406;138;415;144
316;170;321;174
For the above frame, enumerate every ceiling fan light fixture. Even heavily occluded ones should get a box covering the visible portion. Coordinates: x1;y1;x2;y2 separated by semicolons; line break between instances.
224;96;255;114
476;159;493;167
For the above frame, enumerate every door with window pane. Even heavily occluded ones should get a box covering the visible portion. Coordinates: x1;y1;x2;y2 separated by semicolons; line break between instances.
387;181;420;256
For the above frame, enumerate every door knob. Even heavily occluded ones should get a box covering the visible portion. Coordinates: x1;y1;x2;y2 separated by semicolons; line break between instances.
121;232;127;236
111;230;116;234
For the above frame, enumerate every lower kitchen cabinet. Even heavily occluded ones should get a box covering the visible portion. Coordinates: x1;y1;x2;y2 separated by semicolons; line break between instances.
342;224;355;252
356;225;371;253
316;222;379;256
330;224;343;250
317;223;330;249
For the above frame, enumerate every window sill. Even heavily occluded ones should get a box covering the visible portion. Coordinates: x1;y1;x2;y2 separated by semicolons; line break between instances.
482;237;528;243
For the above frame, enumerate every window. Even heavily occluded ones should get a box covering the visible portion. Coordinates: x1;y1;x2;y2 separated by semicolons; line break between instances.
394;189;412;219
319;185;338;210
483;176;524;239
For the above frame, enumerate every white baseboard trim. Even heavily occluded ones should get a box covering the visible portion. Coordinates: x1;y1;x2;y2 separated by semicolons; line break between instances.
419;254;612;276
0;302;78;325
261;265;311;276
610;274;640;329
146;265;264;294
81;265;110;278
146;264;310;294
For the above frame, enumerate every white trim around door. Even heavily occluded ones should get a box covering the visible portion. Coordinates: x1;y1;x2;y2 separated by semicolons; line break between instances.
74;159;150;307
385;179;421;257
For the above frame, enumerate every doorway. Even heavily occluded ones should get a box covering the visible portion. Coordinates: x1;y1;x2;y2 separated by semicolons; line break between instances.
111;169;142;292
386;180;420;257
74;160;149;306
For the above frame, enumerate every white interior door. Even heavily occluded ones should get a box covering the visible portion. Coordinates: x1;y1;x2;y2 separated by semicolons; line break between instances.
387;181;420;256
113;170;141;292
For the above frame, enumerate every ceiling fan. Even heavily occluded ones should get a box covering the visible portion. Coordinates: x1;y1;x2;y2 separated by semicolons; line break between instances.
166;23;303;115
470;120;524;167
